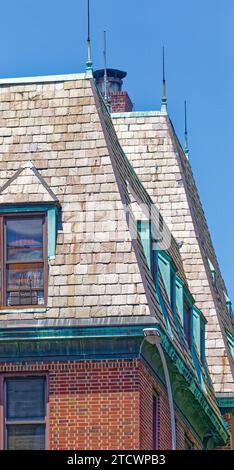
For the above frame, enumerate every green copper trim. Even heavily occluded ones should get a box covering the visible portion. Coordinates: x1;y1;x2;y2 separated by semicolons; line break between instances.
137;220;152;270
207;258;217;287
155;251;173;339
0;323;228;445
217;396;234;414
175;275;184;325
223;290;233;315
0;203;59;260
155;326;228;446
226;330;234;360
0;324;147;341
158;252;171;301
47;207;57;259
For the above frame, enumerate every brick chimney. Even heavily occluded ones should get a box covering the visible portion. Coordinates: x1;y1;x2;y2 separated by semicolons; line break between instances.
93;68;133;113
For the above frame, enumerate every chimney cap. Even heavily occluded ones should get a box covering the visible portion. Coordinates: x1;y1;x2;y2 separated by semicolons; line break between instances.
93;68;127;80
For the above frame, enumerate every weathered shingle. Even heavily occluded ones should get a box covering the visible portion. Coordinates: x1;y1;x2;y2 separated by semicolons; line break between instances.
112;111;234;393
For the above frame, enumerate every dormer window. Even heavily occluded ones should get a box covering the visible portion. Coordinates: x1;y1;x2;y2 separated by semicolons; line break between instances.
137;220;157;282
0;213;47;307
208;258;216;287
223;290;233;316
184;300;192;348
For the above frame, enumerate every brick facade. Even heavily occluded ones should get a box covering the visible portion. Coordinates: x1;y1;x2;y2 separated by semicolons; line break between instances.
218;413;234;450
110;91;133;113
0;359;202;450
0;74;230;450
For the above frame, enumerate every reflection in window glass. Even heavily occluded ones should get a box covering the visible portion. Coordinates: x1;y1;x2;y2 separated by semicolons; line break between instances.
2;215;46;307
6;218;43;262
5;377;46;450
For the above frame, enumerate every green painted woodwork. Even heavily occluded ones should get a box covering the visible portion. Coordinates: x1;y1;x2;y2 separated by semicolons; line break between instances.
193;307;201;357
217;396;234;414
200;319;206;367
208;258;217;287
137;224;173;337
227;301;233;315
157;289;173;339
175;276;184;325
47;207;57;259
0;322;228;446
137;220;151;269
223;290;233;315
0;203;58;260
226;331;234;360
155;252;173;338
158;252;171;301
191;347;207;394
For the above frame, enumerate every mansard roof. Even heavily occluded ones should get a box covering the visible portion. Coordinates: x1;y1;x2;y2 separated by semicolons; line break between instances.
112;110;234;394
0;75;228;444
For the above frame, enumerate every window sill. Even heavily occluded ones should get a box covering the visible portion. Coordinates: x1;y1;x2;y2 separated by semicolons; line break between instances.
0;307;48;314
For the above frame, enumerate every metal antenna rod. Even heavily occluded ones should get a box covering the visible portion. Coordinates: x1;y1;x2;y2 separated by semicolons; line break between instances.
184;100;189;158
162;46;165;93
87;0;90;41
103;30;108;102
161;46;167;113
86;0;93;73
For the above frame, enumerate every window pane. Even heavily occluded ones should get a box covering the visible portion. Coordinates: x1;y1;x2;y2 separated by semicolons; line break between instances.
6;377;45;420
184;304;191;348
6;217;43;262
6;263;44;306
7;424;45;450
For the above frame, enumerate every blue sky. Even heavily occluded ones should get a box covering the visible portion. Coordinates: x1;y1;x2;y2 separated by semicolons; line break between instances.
0;0;233;301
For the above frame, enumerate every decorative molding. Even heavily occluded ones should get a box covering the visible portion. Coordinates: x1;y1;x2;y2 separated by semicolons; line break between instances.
0;322;228;446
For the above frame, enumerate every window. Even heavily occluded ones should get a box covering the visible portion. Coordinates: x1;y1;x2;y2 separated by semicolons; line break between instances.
184;301;191;348
200;319;206;366
0;214;47;307
151;239;157;285
152;393;159;450
137;220;157;283
208;258;216;287
192;306;206;366
4;376;46;450
170;269;176;314
223;291;233;316
157;252;170;300
226;331;234;360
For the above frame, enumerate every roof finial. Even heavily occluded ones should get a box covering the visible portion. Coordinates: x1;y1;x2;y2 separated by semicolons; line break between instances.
184;100;189;159
161;46;167;113
86;0;93;77
103;30;108;102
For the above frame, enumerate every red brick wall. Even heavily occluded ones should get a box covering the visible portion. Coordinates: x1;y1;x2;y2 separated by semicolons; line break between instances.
138;362;202;450
110;91;133;113
0;360;140;450
0;358;202;450
218;413;233;450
